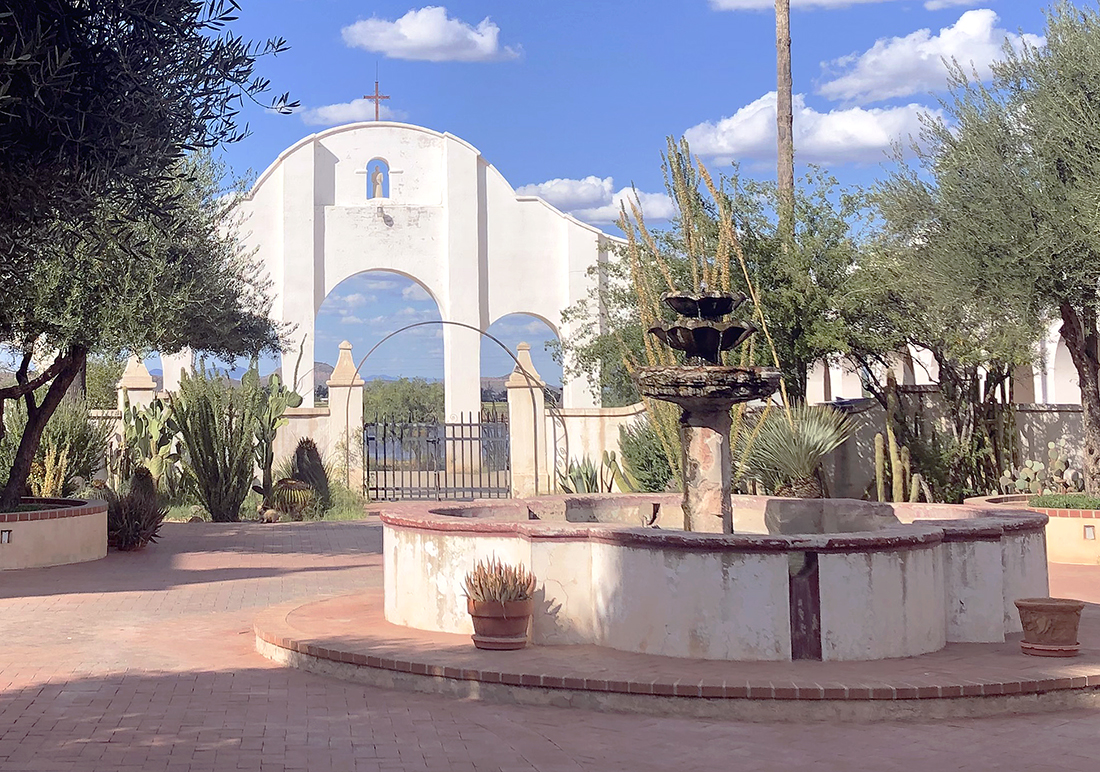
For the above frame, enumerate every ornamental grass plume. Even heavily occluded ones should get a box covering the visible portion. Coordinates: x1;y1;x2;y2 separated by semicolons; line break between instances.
463;557;536;603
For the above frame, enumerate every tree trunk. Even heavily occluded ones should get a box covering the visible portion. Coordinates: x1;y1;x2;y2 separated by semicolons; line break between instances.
0;348;87;509
775;0;795;254
1058;303;1100;494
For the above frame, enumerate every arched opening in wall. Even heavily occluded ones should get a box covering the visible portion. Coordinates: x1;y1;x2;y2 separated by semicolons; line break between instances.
1054;339;1081;405
365;158;390;200
482;314;562;408
314;270;443;421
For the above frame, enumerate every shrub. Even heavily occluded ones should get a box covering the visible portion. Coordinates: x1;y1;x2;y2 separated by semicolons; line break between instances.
91;468;167;551
0;397;109;496
1029;493;1100;510
618;419;673;492
737;404;854;498
173;369;258;522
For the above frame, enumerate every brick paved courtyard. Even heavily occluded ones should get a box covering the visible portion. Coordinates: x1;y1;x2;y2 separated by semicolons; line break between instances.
1;518;1099;771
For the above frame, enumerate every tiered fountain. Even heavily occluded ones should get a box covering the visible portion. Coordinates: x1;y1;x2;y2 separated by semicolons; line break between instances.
633;290;780;533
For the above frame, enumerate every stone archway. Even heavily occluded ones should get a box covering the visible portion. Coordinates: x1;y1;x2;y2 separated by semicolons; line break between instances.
233;121;612;414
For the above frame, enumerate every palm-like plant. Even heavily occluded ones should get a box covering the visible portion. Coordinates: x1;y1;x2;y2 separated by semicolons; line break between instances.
739;404;853;498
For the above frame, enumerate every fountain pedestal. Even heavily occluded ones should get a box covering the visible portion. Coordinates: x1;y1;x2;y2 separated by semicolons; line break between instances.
634;366;781;533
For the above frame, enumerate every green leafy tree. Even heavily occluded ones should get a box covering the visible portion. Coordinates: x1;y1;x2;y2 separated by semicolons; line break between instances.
0;1;293;311
0;153;280;508
867;2;1100;494
0;2;292;508
561;139;869;407
362;378;445;422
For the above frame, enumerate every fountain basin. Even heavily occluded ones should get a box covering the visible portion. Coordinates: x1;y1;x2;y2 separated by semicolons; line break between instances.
633;366;781;411
382;495;1048;662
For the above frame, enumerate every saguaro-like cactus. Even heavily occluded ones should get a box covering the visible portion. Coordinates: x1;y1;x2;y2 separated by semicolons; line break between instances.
875;432;886;502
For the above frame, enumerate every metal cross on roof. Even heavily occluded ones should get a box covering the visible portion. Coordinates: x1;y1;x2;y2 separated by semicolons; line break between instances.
363;80;390;121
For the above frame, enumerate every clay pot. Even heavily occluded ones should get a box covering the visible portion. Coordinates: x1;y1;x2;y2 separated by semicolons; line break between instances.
467;597;533;650
1014;597;1086;657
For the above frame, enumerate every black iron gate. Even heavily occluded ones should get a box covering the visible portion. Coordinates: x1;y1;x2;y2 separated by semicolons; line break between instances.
364;412;510;500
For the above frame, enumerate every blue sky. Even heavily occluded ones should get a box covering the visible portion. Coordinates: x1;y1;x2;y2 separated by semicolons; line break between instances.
212;0;1050;385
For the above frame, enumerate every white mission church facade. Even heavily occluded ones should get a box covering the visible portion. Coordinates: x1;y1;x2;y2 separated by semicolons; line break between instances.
224;121;612;416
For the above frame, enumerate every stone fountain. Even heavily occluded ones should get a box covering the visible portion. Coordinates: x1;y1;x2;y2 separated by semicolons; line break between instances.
633;290;780;533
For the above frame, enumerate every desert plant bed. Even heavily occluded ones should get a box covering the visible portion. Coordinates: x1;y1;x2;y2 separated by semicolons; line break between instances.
1029;494;1100;510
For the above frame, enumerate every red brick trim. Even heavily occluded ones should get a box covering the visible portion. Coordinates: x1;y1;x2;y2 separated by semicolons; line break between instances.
0;498;107;524
254;595;1100;704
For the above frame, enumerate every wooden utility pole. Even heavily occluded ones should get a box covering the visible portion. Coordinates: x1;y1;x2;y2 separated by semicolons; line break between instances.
775;0;795;254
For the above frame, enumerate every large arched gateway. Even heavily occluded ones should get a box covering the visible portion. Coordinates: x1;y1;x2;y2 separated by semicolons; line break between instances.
231;121;611;415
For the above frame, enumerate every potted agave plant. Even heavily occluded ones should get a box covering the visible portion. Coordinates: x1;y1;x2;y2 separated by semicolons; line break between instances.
464;557;536;650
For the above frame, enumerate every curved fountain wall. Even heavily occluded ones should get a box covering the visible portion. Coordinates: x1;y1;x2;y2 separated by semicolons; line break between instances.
381;495;1048;662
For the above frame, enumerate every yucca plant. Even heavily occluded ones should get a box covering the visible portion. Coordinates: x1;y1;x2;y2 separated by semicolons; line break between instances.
738;404;854;498
464;557;537;603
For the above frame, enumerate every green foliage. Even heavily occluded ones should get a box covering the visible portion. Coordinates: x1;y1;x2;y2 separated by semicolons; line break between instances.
737;404;853;498
173;368;258;522
1;151;282;507
362;378;444;422
1029;494;1100;510
0;1;294;313
0;397;109;497
290;438;332;513
557;452;637;494
618;419;673;492
866;2;1100;494
106;468;168;551
85;355;124;409
244;362;303;507
559;145;871;408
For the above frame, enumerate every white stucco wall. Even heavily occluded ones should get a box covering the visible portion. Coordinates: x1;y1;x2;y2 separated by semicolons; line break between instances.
236;122;612;415
818;546;945;661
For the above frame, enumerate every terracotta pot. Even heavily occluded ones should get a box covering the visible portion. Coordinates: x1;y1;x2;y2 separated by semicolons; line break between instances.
467;597;533;650
1014;597;1086;657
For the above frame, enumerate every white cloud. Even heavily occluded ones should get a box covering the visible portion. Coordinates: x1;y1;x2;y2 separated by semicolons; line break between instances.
361;279;399;291
711;0;899;9
298;98;404;126
819;10;1043;105
402;284;432;302
684;92;936;166
340;315;365;325
923;0;982;9
515;176;676;225
341;6;520;62
340;292;371;307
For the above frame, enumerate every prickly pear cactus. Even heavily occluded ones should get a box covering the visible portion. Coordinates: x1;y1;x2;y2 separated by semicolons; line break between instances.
998;440;1084;496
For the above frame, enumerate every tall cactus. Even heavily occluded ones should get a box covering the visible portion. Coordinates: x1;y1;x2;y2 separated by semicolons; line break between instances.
874;432;886;502
885;370;905;502
244;362;303;508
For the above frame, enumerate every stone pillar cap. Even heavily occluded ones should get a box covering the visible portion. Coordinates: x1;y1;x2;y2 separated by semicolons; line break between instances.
119;355;156;390
506;342;545;389
327;340;364;387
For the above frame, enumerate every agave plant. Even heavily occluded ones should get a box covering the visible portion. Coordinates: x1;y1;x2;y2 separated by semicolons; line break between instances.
463;557;536;603
737;404;854;498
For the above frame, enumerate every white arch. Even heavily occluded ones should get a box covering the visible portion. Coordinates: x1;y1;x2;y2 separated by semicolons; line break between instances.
234;121;610;413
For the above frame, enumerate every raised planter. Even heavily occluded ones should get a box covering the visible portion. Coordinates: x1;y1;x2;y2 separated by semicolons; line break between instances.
1015;597;1085;657
0;498;107;570
467;598;533;650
